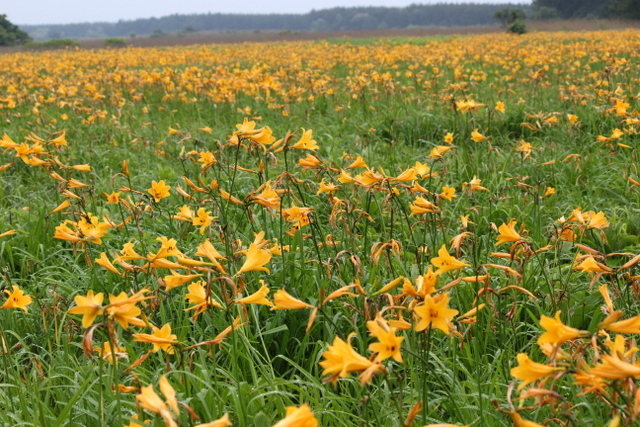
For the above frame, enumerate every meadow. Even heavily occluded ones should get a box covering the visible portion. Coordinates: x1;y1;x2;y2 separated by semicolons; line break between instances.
0;29;639;426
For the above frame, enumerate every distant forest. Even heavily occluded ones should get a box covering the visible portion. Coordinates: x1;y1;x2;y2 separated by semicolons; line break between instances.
22;3;531;40
20;0;639;41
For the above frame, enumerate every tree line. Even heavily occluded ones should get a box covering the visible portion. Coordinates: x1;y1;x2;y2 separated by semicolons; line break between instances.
21;3;530;40
531;0;640;20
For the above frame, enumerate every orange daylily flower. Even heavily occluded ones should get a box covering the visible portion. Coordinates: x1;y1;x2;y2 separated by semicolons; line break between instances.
271;289;314;310
148;180;171;202
132;323;179;354
511;353;562;391
537;311;586;345
236;241;272;275
431;245;469;274
272;404;318;427
235;282;273;306
68;290;104;327
413;293;458;334
1;285;33;312
495;220;525;246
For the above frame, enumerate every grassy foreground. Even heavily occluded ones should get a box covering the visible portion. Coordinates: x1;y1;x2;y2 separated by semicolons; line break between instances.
0;29;639;426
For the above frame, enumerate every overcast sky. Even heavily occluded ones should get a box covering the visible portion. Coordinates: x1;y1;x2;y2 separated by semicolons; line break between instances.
6;0;530;26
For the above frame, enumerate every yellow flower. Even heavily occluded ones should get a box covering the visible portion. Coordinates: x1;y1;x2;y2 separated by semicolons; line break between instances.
162;271;204;291
68;290;104;327
236;241;272;275
251;181;281;210
290;128;318;151
603;315;640;334
429;145;454;159
439;186;457;201
319;335;381;385
195;239;226;273
346;155;367;169
95;252;121;275
537;311;585;345
50;130;68;146
148;180;171;202
184;281;223;319
495;220;525;246
1;285;33;312
94;341;127;364
543;187;555;197
591;354;640;379
136;377;178;427
132;323;179;354
509;412;545;427
510;353;561;391
413;293;458;334
430;244;469;274
463;175;488;192
235;282;273;306
585;211;610;230
409;196;439;216
105;290;149;329
104;192;121;204
298;153;323;169
281;204;313;231
470;129;486;143
316;179;340;195
51;200;71;213
367;314;404;363
495;101;505;113
194;414;232;427
272;404;318;427
403;266;439;299
443;132;455;144
271;289;314;310
573;256;613;274
192;208;215;234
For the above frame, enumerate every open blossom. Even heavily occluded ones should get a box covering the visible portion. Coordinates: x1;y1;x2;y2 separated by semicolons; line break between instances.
290;128;318;151
236;241;272;275
495;220;525;246
148;180;171;202
68;290;104;327
1;285;32;312
367;314;404;363
272;404;318;427
235;282;273;306
104;289;150;329
431;245;469;274
537;311;586;345
184;281;223;319
511;353;562;391
573;256;613;274
470;129;486;143
133;323;179;354
136;376;178;427
319;335;383;385
271;289;314;310
413;293;458;334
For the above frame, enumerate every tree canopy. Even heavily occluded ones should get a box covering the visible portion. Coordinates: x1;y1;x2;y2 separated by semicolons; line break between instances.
532;0;640;19
0;14;31;46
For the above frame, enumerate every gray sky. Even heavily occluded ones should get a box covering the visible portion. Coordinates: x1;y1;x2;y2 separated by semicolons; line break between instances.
6;0;529;26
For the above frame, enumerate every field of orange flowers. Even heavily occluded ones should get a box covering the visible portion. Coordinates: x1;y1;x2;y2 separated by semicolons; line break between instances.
0;29;639;426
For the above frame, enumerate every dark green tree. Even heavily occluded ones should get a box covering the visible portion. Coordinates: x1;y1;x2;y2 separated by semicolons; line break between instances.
608;0;640;19
0;14;31;46
532;0;611;18
494;8;527;27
